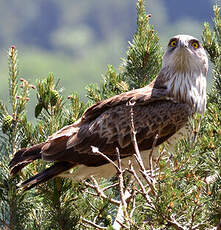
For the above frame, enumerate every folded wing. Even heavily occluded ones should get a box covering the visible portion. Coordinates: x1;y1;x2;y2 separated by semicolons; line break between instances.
9;82;192;189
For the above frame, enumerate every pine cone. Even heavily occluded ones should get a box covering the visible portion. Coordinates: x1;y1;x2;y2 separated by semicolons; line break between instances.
2;115;13;133
20;137;29;148
105;215;112;226
50;89;59;106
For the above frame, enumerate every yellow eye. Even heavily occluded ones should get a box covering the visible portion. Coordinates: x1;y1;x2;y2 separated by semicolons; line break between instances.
170;40;177;47
192;41;199;49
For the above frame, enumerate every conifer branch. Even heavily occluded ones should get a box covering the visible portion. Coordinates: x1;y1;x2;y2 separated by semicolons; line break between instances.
81;218;106;229
128;100;156;194
84;177;120;206
8;46;18;118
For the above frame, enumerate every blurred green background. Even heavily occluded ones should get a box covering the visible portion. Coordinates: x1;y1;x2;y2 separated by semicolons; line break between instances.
0;0;215;111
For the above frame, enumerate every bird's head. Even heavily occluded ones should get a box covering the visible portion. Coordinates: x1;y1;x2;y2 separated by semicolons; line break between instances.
162;34;208;75
156;35;208;114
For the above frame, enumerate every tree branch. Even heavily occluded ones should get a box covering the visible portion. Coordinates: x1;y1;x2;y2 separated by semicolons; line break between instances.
128;101;156;195
81;218;106;230
127;161;154;208
85;176;120;206
116;147;130;224
91;146;120;171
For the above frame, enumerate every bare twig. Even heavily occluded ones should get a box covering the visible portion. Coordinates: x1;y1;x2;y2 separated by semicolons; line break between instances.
128;101;156;195
166;215;186;230
113;188;132;230
85;177;120;206
103;182;119;191
91;146;120;171
85;199;98;213
85;190;100;197
130;189;137;219
90;146;132;229
116;147;128;216
192;223;206;230
115;218;130;229
155;148;167;166
113;148;130;229
127;161;154;208
81;218;106;229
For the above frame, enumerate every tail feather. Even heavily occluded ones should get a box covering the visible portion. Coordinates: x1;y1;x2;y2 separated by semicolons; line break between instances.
21;161;75;190
10;163;30;176
9;143;45;176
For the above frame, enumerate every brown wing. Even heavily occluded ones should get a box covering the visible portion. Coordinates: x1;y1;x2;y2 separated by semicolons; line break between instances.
9;82;192;189
41;83;192;166
80;81;168;124
45;80;167;144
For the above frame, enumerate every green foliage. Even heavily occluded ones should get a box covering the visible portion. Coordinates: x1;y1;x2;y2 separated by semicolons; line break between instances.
0;46;87;229
0;46;36;230
203;5;221;103
86;0;162;104
2;115;13;134
122;0;162;89
0;1;220;230
86;65;128;104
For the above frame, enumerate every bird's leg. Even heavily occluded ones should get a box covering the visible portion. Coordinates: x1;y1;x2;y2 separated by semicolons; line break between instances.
149;133;159;178
189;113;202;147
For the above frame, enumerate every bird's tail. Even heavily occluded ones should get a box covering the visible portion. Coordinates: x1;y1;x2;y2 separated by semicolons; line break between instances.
20;161;74;190
9;143;75;190
9;143;45;176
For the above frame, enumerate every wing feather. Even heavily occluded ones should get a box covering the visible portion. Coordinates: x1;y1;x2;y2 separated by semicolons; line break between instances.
41;98;192;167
81;81;168;123
9;78;193;188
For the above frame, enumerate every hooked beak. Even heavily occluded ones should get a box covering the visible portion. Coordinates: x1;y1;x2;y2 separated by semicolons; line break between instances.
179;40;188;49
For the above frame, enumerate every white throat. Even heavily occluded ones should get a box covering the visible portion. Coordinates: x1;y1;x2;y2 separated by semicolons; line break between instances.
161;69;207;114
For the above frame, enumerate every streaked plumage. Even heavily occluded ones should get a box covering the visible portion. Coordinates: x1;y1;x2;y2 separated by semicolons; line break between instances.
9;35;208;189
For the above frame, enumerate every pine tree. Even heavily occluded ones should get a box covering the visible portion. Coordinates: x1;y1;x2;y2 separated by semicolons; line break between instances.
0;1;220;229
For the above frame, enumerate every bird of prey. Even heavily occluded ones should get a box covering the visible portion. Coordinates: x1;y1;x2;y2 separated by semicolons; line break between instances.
9;35;208;189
